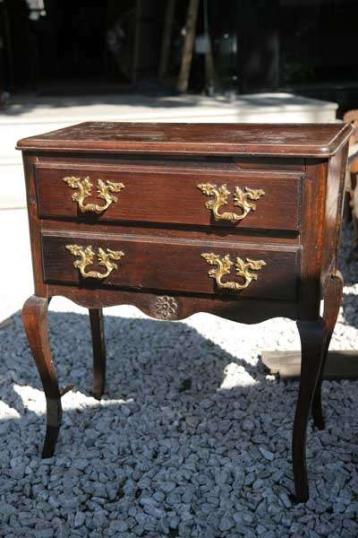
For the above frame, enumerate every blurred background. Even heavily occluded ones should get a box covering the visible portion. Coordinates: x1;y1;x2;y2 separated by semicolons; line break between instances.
1;0;358;102
0;0;357;316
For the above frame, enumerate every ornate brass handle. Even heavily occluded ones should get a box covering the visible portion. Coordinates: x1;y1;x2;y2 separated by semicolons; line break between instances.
201;252;266;290
66;244;124;279
63;176;125;214
197;183;265;223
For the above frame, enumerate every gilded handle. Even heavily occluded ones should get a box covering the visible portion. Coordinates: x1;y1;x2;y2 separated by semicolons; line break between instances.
63;176;125;214
197;183;265;223
201;252;266;290
66;244;125;279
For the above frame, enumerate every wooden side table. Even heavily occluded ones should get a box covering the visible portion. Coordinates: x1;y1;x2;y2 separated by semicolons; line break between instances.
17;122;353;502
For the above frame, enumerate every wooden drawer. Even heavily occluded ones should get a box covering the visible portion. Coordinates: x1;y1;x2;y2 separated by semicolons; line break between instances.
41;231;299;300
35;164;302;231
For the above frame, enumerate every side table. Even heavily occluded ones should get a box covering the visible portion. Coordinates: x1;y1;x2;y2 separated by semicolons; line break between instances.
17;122;353;502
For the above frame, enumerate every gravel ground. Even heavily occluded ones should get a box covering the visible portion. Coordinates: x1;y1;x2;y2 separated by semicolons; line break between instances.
0;226;357;538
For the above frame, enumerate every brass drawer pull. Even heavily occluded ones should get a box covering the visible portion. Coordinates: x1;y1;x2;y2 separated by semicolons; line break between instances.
63;176;125;214
197;183;265;223
202;252;266;290
66;244;124;279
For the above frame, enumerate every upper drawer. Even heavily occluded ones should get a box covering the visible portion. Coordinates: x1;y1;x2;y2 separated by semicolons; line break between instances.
35;163;302;231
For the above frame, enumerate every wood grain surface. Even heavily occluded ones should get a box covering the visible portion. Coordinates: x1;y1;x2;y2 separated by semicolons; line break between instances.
35;163;302;231
17;122;353;157
41;230;299;300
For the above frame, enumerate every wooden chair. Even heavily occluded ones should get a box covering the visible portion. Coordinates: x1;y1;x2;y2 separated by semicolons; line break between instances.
343;110;358;260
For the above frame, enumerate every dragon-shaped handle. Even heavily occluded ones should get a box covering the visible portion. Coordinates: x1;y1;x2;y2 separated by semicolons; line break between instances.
197;183;265;223
66;244;125;279
201;252;266;290
63;176;125;214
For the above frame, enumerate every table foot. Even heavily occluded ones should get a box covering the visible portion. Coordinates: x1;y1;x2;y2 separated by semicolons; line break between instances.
89;308;106;400
22;295;62;458
42;400;62;458
293;319;326;502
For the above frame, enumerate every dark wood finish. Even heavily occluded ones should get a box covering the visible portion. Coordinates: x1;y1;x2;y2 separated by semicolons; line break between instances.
18;121;353;503
35;164;302;231
41;231;299;301
37;153;306;172
297;159;327;320
17;122;352;157
322;145;349;279
23;154;48;297
41;219;300;246
312;271;344;430
293;320;326;503
89;308;106;400
22;296;62;457
47;285;299;324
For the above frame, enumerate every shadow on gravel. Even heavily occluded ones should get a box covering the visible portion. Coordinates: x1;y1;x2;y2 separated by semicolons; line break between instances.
1;310;293;456
0;310;266;414
0;311;356;537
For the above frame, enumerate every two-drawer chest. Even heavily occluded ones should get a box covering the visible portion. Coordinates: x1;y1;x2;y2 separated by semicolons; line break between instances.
17;122;353;502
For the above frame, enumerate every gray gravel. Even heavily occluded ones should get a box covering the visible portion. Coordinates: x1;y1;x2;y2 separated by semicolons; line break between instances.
0;225;357;537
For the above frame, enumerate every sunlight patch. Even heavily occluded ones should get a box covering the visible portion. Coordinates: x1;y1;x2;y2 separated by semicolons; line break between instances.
0;400;21;420
219;362;257;389
12;383;133;415
13;384;45;413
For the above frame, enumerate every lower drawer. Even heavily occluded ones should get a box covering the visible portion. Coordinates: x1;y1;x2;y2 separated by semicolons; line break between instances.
41;232;299;301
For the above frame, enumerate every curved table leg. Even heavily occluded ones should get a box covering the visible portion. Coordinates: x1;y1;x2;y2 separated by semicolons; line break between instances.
293;319;325;502
22;295;62;458
89;308;106;400
312;271;343;430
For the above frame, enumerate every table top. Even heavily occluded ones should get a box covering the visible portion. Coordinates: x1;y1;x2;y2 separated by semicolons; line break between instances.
17;121;354;158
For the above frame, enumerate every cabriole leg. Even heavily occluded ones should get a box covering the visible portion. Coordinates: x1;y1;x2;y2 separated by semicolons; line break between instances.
22;295;62;458
89;308;106;400
312;271;343;430
293;319;325;502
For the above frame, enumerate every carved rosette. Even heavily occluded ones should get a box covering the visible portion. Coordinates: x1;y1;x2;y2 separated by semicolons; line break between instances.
152;296;179;320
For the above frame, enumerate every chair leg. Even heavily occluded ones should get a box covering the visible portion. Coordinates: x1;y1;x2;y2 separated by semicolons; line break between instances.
311;271;343;430
22;295;62;458
89;308;106;400
293;319;325;502
348;171;358;260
